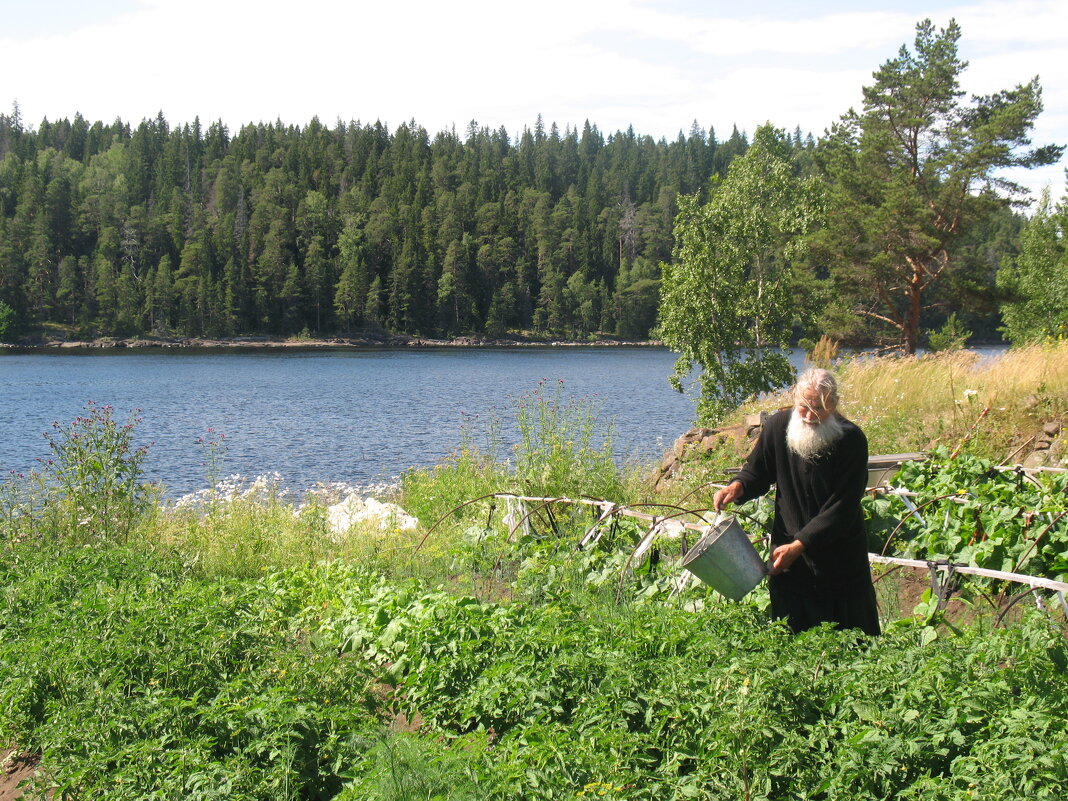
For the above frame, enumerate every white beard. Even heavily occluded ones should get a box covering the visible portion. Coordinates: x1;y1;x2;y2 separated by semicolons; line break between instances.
786;410;846;461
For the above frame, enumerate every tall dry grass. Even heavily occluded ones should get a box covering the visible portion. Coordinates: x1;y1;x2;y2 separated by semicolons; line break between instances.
841;342;1068;458
729;342;1068;461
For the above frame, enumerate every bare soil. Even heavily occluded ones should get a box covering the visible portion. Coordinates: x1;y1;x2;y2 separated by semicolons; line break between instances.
873;564;1046;628
0;750;49;801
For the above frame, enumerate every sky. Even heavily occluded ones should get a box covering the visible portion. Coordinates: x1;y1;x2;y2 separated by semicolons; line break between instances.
2;0;1066;204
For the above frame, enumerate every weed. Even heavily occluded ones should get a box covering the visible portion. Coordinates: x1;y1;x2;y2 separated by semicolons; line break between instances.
512;379;621;500
22;402;157;543
195;427;228;506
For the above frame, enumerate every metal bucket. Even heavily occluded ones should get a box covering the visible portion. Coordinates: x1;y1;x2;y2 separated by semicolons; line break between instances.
681;515;768;600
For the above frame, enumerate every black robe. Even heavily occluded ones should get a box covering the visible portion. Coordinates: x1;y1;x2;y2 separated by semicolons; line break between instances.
733;408;880;635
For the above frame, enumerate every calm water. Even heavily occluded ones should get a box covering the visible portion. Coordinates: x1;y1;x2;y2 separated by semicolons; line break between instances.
2;347;712;495
1;345;1007;496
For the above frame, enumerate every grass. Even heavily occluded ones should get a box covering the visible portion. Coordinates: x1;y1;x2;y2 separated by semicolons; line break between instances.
843;342;1068;459
719;341;1068;462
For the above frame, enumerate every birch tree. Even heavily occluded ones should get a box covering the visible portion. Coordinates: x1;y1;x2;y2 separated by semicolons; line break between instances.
998;187;1068;343
658;124;823;425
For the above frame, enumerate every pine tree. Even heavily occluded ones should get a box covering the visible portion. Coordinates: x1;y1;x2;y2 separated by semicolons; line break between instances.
815;19;1063;352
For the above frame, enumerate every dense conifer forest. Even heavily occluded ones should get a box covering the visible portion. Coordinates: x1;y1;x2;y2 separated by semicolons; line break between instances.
0;100;1041;345
0;107;772;341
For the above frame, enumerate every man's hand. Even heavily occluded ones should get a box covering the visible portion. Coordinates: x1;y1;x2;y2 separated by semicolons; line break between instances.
713;481;743;512
770;540;804;575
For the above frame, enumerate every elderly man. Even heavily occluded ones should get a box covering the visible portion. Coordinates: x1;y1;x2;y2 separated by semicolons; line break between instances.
713;368;880;635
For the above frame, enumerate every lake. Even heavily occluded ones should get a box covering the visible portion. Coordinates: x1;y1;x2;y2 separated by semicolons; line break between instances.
2;346;712;496
1;344;1008;496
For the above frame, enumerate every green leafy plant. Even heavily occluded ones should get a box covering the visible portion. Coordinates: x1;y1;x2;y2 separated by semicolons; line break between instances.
335;731;489;801
872;447;1068;581
312;552;1068;801
512;379;620;499
39;401;155;543
0;547;380;800
658;124;823;425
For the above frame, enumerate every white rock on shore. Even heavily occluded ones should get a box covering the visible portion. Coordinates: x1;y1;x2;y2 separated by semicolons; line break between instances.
327;494;419;537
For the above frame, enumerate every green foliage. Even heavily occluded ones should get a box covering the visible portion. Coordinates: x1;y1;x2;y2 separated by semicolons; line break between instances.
512;380;620;499
0;298;15;340
926;312;972;352
335;731;489;801
312;554;1068;800
157;493;340;579
3;448;1068;797
0;112;769;341
399;411;511;543
0;546;378;800
37;401;156;543
400;382;623;549
659;124;824;425
998;187;1068;344
870;447;1068;581
814;18;1062;354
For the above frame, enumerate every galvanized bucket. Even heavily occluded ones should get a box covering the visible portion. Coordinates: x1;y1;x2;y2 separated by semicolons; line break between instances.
681;515;768;600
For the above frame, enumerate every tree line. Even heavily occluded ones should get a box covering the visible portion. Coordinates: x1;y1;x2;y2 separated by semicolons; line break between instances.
0;109;759;341
1;20;1063;355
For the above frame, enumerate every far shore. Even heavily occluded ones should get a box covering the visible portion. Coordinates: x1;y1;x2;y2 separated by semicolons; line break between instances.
1;331;1010;353
1;333;665;351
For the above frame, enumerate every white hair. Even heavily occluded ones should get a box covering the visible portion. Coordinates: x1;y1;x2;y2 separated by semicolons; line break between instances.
793;368;839;410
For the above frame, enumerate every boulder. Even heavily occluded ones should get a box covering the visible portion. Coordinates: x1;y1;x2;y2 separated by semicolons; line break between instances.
654;419;763;491
1021;418;1066;468
327;494;419;537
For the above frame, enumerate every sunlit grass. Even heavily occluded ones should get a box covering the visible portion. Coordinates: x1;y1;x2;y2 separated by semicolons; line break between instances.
727;342;1068;461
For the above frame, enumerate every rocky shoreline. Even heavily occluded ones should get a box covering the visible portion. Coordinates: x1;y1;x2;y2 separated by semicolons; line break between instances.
2;333;662;350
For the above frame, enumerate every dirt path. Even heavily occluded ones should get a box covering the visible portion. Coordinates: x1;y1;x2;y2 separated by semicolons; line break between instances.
0;750;47;801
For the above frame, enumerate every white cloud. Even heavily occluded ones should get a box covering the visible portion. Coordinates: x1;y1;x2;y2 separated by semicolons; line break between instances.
675;12;913;57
